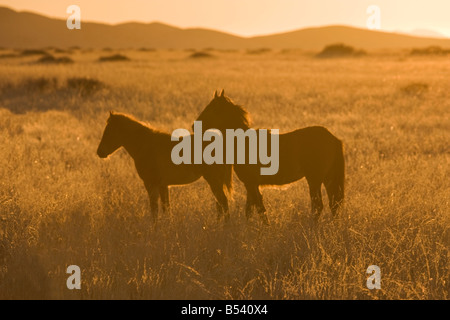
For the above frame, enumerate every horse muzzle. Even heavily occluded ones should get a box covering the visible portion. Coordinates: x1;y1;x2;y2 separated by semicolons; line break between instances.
97;147;108;158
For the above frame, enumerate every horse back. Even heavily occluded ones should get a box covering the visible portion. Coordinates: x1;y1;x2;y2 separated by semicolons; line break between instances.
234;126;341;186
283;126;341;175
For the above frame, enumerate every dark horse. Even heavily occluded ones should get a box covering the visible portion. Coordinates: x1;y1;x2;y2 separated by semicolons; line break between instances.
97;111;232;223
196;90;345;223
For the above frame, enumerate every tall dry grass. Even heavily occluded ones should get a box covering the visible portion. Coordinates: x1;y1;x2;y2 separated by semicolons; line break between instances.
0;49;448;299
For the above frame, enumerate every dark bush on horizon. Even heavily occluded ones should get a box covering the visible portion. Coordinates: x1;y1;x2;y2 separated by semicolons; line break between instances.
21;49;48;56
98;54;130;62
188;51;214;59
316;43;366;58
53;48;73;54
138;47;156;52
247;48;272;55
36;54;74;64
410;46;450;56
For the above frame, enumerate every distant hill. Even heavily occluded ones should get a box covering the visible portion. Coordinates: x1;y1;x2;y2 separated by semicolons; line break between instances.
251;26;450;50
409;29;447;39
2;6;450;50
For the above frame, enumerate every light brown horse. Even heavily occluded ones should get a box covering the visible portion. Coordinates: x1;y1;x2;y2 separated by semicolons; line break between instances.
97;111;232;223
195;90;345;224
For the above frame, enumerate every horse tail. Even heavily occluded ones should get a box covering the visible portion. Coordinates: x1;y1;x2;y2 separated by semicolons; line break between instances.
335;140;345;206
325;139;345;214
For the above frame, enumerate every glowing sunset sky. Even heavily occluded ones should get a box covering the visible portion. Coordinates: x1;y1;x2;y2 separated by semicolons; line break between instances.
1;0;449;37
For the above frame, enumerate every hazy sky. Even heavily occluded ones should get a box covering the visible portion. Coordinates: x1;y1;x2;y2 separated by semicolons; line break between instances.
1;0;450;37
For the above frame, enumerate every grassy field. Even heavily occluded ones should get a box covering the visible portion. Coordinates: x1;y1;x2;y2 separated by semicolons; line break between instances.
0;48;448;299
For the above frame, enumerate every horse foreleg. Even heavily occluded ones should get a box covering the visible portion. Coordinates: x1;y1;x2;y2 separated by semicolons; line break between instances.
244;183;255;219
159;186;170;214
209;183;230;222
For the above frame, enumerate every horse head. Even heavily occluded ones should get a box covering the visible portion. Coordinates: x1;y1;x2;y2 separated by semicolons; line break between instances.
195;90;251;132
97;111;123;158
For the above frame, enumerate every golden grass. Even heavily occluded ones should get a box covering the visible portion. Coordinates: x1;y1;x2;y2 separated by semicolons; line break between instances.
0;49;448;299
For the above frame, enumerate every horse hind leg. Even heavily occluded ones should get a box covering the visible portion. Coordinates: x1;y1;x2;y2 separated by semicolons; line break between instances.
324;180;344;217
159;186;170;215
324;140;345;217
253;185;269;225
324;182;337;216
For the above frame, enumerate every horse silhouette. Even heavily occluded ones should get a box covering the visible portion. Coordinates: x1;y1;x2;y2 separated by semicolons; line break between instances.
195;90;345;224
97;111;232;223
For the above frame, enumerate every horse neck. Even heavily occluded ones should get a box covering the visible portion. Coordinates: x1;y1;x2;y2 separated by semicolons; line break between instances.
119;120;151;160
219;108;249;131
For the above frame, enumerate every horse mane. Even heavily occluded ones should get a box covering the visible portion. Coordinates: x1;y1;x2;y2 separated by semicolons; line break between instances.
197;94;252;130
109;112;167;135
221;96;252;129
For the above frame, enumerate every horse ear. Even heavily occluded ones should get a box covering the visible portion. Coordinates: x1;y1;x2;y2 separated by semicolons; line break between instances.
220;89;225;97
214;90;218;98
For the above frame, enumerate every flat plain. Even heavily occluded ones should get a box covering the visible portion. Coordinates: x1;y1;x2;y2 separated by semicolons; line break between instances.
0;48;448;299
